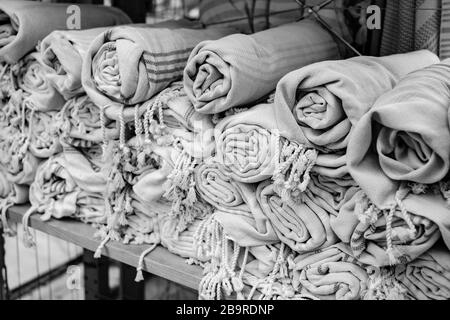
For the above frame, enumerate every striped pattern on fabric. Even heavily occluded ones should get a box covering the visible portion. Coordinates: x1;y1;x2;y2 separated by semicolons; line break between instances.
380;0;441;56
143;47;194;85
440;0;450;58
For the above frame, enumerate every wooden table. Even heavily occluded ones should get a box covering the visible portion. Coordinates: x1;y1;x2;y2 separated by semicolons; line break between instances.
6;205;203;298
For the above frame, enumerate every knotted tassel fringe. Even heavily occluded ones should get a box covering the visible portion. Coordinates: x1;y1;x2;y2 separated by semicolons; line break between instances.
272;134;317;203
22;205;37;248
135;243;158;282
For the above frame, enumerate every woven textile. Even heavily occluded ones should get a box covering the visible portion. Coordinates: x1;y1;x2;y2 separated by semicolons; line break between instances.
184;19;339;114
380;0;441;56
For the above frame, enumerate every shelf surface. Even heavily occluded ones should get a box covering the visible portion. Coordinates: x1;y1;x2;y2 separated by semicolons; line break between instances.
7;205;203;291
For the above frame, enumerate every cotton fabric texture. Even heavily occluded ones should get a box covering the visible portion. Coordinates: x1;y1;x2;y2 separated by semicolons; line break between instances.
195;160;278;247
274;50;440;153
0;0;131;63
291;243;369;300
257;180;337;253
82;25;233;122
184;19;340;114
394;245;450;300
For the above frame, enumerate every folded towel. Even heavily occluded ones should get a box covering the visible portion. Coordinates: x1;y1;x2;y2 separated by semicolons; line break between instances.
26;154;105;224
274;50;440;152
40;27;111;99
58;95;119;148
291;243;369;300
82;25;233;121
195;159;278;247
332;189;441;266
394;245;450;300
61;144;106;195
184;20;339;114
348;61;450;208
17;52;66;112
0;0;131;63
257;180;338;253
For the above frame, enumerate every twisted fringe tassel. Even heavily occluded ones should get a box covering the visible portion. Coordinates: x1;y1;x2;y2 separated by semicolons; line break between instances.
100;107;108;160
94;233;111;259
22;205;38;248
247;243;287;300
135;243;158;282
272;133;317;202
0;196;16;237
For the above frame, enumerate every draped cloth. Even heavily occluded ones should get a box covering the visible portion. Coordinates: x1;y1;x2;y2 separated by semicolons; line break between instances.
291;243;369;300
394;245;450;300
347;61;450;250
0;0;131;63
82;25;233;122
184;19;340;114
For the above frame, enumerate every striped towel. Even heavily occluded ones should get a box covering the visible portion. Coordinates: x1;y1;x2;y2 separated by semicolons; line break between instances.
82;25;233;122
394;245;450;300
184;19;340;114
440;0;450;58
331;189;441;267
257;179;338;253
291;243;369;300
380;0;441;56
0;0;131;64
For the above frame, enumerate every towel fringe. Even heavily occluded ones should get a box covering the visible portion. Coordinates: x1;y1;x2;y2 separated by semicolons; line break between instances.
135;243;158;282
272;135;317;202
0;196;16;237
22;205;38;248
363;267;408;300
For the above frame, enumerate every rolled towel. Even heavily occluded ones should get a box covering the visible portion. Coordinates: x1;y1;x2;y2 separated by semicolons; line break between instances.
82;25;233;121
332;188;442;266
274;50;440;153
291;243;369;300
194;159;278;247
58;95;119;148
40;19;200;100
0;62;18;102
0;0;131;63
0;167;10;198
257;180;338;253
306;173;358;218
348;61;450;208
394;246;450;300
184;19;339;114
214;103;316;188
40;27;111;100
17;52;66;112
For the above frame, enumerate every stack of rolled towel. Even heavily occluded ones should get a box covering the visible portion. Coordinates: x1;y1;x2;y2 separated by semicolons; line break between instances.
1;0;449;301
